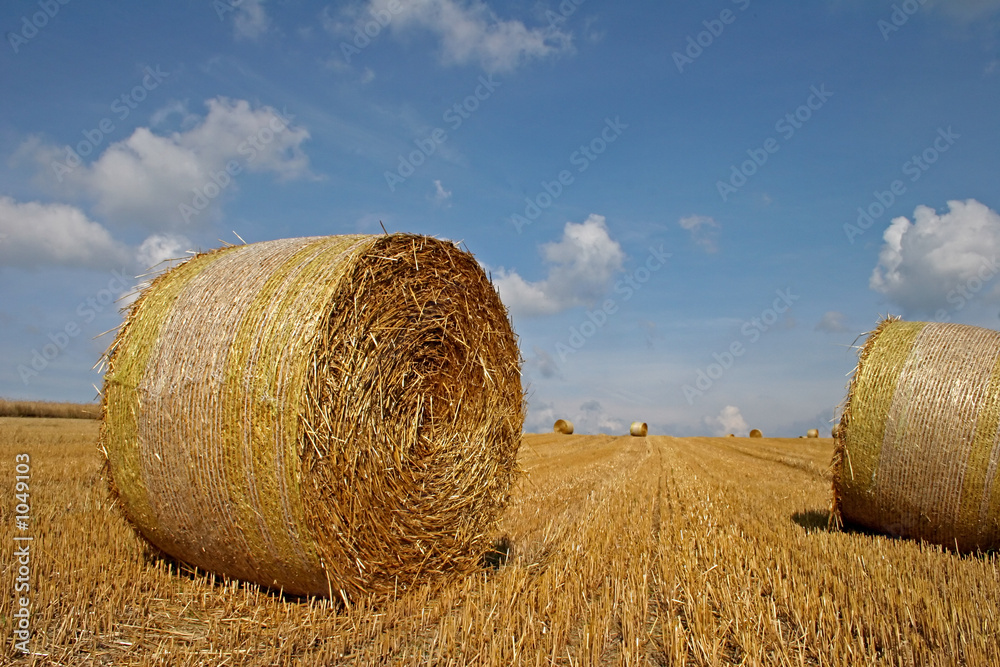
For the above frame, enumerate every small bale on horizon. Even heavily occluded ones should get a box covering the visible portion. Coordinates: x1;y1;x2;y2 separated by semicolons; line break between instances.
749;429;763;438
629;421;648;437
806;428;819;438
553;419;574;435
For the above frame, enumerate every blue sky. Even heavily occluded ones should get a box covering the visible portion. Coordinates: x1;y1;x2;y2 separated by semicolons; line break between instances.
2;0;999;436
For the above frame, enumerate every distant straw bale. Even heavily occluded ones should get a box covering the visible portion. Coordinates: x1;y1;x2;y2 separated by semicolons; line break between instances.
99;234;524;599
833;317;1000;552
807;428;819;438
553;419;574;435
749;429;763;438
629;422;647;437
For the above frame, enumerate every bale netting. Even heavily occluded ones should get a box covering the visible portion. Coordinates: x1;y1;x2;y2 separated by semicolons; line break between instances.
833;317;1000;553
629;422;647;437
749;429;763;438
98;234;524;600
553;419;574;435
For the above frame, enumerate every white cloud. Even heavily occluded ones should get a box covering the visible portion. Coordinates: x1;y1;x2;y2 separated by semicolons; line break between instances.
524;400;557;434
924;0;1000;20
136;233;191;271
869;199;1000;315
495;214;625;317
707;405;749;437
0;197;130;270
432;179;452;206
232;0;270;40
679;214;720;253
359;0;572;72
815;311;850;333
30;97;312;230
578;399;624;435
149;101;201;131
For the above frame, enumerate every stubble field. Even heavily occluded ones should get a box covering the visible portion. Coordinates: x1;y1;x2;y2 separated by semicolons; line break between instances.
1;417;998;666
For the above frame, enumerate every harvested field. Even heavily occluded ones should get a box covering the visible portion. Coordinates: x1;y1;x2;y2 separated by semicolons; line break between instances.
0;400;99;420
2;417;998;665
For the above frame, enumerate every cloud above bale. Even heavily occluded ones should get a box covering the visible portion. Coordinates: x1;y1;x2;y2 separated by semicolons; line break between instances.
22;97;312;230
495;214;625;317
0;196;131;270
707;405;749;437
869;199;1000;316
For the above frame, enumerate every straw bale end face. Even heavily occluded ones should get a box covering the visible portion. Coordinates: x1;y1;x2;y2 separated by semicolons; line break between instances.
98;234;524;599
832;317;1000;552
629;421;647;437
553;419;574;435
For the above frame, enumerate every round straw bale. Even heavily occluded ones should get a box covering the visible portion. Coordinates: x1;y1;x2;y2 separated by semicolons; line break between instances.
629;421;647;437
833;318;1000;552
99;234;524;599
749;429;763;438
553;419;574;435
806;428;819;439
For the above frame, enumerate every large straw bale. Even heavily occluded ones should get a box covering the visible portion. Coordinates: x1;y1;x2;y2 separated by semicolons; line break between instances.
553;419;574;434
629;421;647;437
833;317;1000;552
99;234;524;599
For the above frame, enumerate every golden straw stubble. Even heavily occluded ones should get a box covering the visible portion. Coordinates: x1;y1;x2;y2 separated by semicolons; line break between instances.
99;234;524;600
833;317;1000;552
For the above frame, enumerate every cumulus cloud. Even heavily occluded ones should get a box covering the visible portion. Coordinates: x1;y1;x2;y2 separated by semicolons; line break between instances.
679;214;720;253
869;199;1000;315
0;197;130;270
578;399;624;435
136;233;191;271
347;0;573;72
707;405;749;437
815;311;850;333
27;97;312;229
495;214;625;317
